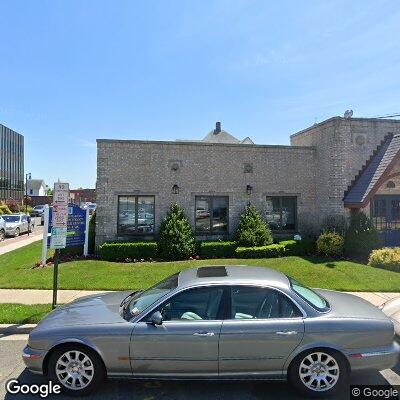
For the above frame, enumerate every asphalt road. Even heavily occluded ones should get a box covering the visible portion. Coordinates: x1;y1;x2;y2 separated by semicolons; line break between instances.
1;336;399;400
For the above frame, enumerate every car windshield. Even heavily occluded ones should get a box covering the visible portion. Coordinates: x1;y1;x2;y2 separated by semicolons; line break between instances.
34;206;44;210
3;216;20;223
289;277;330;312
126;273;179;319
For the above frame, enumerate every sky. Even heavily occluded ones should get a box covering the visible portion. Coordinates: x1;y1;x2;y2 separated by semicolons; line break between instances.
0;0;399;188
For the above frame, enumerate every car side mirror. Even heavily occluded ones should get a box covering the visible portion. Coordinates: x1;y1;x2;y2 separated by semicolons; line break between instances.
150;311;163;325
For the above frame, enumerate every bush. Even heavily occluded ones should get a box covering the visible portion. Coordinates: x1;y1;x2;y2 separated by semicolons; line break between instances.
316;231;344;257
88;211;96;255
344;212;382;258
199;241;237;258
157;203;195;261
235;205;273;247
368;248;400;272
99;242;158;261
280;239;316;256
321;214;348;236
235;244;286;258
0;203;11;215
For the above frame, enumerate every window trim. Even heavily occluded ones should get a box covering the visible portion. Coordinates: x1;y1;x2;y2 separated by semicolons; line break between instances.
117;195;155;236
265;195;298;232
195;195;229;234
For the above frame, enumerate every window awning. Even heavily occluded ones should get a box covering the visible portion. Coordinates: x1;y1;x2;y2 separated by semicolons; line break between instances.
343;133;400;208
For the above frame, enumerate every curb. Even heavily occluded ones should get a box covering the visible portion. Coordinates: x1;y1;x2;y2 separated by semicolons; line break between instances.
0;324;36;334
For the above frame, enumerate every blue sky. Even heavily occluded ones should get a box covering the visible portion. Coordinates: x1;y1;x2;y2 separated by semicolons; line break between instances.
0;1;399;188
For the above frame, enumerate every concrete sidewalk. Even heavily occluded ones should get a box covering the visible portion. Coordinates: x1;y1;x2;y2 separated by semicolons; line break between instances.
0;227;43;255
0;289;399;306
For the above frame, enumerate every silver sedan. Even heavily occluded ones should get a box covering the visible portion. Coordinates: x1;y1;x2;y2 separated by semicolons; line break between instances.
23;266;399;397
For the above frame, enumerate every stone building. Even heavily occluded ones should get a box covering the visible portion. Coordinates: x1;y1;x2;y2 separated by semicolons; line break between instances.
95;117;400;247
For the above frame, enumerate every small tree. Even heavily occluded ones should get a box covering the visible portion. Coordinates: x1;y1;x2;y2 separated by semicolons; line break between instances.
235;205;273;247
344;212;381;258
158;204;195;261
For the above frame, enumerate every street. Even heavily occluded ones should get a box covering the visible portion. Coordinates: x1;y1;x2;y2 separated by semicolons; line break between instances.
1;335;399;400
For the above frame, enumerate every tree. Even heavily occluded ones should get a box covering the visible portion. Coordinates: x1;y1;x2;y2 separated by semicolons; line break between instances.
158;204;195;260
235;205;273;247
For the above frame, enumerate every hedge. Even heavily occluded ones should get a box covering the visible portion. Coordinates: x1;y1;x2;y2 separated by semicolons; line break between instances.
199;241;237;258
235;244;286;259
368;248;400;272
279;239;315;256
99;242;158;261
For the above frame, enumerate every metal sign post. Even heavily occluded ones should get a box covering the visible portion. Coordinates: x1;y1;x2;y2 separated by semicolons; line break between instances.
83;207;90;257
41;205;50;266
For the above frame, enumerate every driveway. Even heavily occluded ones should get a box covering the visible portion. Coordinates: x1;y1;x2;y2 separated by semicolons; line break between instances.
0;335;399;400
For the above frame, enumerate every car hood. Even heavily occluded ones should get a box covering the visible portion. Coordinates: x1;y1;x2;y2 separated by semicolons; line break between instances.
316;289;389;320
36;291;131;329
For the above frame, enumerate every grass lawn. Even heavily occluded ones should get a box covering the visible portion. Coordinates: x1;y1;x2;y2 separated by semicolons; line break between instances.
0;304;52;324
1;241;400;292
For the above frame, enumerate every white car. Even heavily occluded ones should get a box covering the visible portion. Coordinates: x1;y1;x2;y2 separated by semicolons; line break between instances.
3;214;33;237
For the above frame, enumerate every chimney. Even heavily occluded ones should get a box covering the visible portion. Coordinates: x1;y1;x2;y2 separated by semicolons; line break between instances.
214;121;221;134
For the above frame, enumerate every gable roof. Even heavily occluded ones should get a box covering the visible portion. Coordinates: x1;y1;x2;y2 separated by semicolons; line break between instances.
343;133;400;207
26;179;46;191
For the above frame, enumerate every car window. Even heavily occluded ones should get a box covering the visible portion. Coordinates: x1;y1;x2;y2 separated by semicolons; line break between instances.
22;216;27;222
152;287;224;322
289;278;330;312
3;216;20;223
230;286;302;319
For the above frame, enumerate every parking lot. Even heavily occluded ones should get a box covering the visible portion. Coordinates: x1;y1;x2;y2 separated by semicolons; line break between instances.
0;336;399;400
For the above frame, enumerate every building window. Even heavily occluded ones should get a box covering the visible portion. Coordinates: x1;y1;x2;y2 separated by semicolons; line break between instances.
117;196;155;235
265;196;297;231
386;180;396;189
195;196;228;233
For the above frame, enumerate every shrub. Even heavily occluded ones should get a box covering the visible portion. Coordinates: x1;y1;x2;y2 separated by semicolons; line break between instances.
280;239;316;256
235;205;273;247
321;214;348;236
88;211;96;255
0;203;11;215
199;241;237;258
157;203;195;261
344;212;382;258
235;244;286;258
316;231;344;257
99;242;158;261
368;248;400;272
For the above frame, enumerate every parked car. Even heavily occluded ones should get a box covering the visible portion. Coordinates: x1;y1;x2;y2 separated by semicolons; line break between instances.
380;297;400;337
30;205;45;217
3;214;34;237
82;202;96;215
23;266;399;397
0;216;5;241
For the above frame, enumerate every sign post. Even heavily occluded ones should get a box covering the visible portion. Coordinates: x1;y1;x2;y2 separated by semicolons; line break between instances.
41;205;50;266
83;207;90;257
51;182;69;309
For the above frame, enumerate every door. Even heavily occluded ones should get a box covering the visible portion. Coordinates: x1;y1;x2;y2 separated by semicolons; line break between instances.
371;195;400;246
219;286;304;377
20;215;28;233
130;286;224;377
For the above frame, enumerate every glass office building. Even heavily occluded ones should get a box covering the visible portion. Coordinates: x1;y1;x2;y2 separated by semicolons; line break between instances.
0;124;24;202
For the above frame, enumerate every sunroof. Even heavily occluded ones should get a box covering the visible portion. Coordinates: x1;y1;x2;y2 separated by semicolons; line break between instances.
197;266;227;278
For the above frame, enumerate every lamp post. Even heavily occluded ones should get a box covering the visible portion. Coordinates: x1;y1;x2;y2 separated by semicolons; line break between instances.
172;184;180;195
25;172;31;213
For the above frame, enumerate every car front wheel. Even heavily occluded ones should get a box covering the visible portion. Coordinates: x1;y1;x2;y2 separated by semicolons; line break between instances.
288;349;348;397
14;228;20;237
48;345;105;396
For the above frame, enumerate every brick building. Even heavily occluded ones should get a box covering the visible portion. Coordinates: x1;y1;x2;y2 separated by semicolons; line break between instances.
95;117;400;247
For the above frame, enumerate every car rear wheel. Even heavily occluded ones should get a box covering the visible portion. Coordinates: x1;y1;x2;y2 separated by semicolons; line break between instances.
14;228;20;237
288;349;348;397
48;345;105;396
0;229;4;241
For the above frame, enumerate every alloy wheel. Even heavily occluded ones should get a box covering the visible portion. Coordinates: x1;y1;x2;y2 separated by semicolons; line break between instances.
298;351;340;392
55;350;95;391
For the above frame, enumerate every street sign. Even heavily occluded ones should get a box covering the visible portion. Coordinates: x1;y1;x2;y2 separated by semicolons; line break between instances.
50;227;67;248
50;182;69;249
53;183;69;205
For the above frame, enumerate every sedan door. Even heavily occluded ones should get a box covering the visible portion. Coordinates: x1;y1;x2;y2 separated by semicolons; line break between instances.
130;286;225;377
219;286;305;377
20;215;28;233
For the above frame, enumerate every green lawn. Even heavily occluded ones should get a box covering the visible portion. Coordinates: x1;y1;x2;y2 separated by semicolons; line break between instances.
0;304;52;324
1;241;400;291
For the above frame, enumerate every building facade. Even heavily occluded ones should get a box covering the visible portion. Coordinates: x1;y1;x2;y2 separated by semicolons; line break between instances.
0;124;24;203
26;179;47;197
95;117;400;247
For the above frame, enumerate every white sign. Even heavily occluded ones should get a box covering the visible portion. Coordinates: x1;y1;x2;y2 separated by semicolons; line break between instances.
53;183;69;205
52;205;68;228
50;227;67;249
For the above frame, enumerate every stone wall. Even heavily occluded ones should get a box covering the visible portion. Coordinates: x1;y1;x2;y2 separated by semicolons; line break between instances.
96;140;316;246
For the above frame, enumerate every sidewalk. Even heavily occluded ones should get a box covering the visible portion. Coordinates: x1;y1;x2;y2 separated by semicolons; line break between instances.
0;227;43;256
0;289;399;306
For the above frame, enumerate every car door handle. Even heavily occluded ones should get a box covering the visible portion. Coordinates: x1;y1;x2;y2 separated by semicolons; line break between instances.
193;331;215;337
276;330;298;335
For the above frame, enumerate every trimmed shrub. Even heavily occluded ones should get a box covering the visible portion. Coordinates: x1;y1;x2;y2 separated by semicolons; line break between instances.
235;244;286;259
99;242;158;261
368;248;400;272
157;203;195;261
321;214;348;236
235;205;273;247
0;203;12;215
344;212;382;258
316;231;344;257
280;239;316;256
199;241;237;258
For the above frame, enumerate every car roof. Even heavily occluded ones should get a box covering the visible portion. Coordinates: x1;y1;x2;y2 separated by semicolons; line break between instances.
178;265;290;290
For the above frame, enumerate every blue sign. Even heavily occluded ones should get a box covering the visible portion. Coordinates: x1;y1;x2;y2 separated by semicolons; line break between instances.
48;204;87;247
